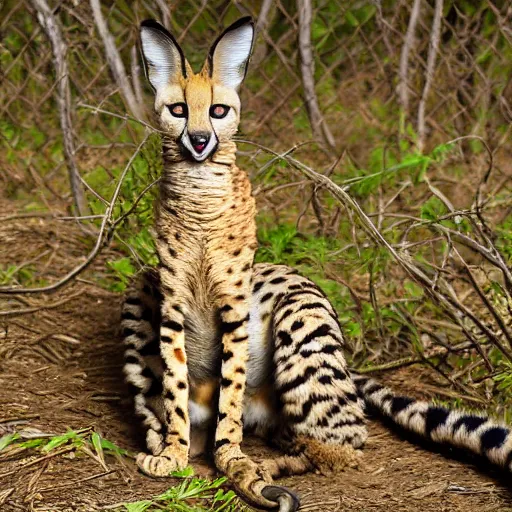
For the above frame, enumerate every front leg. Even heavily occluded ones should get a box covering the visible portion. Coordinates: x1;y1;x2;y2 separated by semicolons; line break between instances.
137;287;190;477
214;273;278;509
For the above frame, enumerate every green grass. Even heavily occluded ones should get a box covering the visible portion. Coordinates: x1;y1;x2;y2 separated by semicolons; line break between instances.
113;474;250;512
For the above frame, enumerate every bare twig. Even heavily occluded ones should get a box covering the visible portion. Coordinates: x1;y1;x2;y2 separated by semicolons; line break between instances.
417;0;443;152
0;134;150;295
296;0;335;148
30;0;88;216
398;0;421;117
90;0;144;120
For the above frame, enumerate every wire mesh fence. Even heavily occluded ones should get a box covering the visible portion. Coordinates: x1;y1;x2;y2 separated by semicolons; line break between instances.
2;0;511;206
1;1;512;411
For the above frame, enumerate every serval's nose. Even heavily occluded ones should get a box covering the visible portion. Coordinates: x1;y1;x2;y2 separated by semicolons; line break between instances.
189;132;210;153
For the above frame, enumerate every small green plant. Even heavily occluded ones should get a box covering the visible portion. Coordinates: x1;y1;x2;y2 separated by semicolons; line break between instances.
0;427;131;459
115;473;250;512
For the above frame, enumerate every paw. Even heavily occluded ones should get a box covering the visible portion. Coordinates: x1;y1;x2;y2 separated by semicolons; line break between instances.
136;452;183;477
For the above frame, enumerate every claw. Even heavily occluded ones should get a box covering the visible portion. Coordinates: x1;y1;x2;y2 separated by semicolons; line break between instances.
262;485;300;512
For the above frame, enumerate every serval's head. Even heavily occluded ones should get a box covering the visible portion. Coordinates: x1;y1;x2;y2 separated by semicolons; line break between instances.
140;17;254;162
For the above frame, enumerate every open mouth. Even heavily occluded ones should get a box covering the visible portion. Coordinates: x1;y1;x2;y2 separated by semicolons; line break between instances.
181;130;218;162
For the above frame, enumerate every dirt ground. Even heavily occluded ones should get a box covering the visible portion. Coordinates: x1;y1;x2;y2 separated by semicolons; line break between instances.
1;203;511;512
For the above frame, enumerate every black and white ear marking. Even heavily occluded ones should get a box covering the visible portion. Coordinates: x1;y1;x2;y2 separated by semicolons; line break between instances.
208;17;254;91
140;19;187;92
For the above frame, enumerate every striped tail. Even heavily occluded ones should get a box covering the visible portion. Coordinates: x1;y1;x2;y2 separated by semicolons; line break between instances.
351;373;512;472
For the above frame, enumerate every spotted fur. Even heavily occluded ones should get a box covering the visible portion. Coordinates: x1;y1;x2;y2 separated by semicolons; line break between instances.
123;16;512;512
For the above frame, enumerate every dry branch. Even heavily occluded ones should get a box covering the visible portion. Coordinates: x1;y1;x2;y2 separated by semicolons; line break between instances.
0;133;150;295
30;0;88;216
398;0;421;116
90;0;145;120
417;0;443;152
296;0;335;149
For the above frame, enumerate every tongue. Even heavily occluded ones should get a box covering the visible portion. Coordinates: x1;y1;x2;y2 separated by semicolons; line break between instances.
193;143;206;153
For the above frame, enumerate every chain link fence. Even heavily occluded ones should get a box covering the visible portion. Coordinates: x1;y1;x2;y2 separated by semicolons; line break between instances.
2;0;511;209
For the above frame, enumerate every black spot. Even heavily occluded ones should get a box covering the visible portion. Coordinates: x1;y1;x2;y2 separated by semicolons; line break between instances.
288;284;302;291
175;232;181;240
253;282;264;293
235;294;245;300
261;312;270;322
235;280;242;287
318;375;332;385
165;390;175;401
260;292;274;303
390;396;415;414
277;330;294;347
235;367;245;374
178;438;188;446
297;324;331;349
291;320;304;331
162;320;183;332
218;412;227;421
228;234;235;240
160;335;173;343
168;246;177;258
270;277;286;285
221;378;233;387
235;383;243;390
233;249;241;257
261;268;275;276
220;304;233;313
215;438;230;449
424;407;450;437
232;335;249;343
172;304;183;313
175;407;186;420
227;267;233;275
222;351;233;361
242;263;251;271
345;392;358;402
177;381;187;390
480;427;508;452
317;417;329;427
327;404;341;418
125;297;141;306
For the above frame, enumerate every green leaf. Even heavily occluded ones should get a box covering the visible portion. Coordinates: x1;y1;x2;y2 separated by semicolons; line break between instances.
0;432;20;451
123;501;153;512
170;466;195;478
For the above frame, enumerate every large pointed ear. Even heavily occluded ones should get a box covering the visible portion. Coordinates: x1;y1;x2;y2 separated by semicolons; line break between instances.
207;17;254;90
140;19;187;92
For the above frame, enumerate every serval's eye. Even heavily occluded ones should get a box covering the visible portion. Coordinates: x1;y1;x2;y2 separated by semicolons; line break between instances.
210;104;230;119
168;103;188;118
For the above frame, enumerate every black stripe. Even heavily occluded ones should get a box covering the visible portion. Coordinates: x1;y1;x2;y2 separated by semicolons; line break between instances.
232;335;249;343
452;415;486;433
175;407;186;420
253;282;264;293
260;292;274;303
424;407;450;436
480;427;508;452
215;438;230;449
125;297;141;306
331;417;365;430
277;366;317;395
121;311;139;321
390;396;415;414
270;277;287;285
162;320;183;332
220;315;249;334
